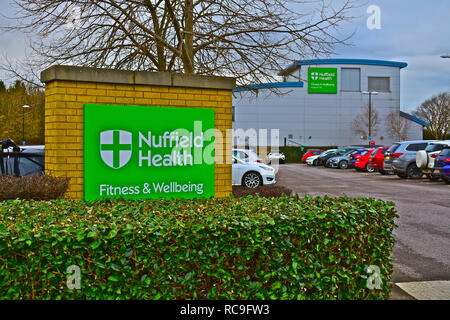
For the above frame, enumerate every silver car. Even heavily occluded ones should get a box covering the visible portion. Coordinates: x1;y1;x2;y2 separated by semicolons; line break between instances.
387;140;437;178
327;150;362;169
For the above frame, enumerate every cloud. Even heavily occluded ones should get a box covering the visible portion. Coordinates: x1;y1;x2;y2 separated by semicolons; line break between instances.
333;0;450;111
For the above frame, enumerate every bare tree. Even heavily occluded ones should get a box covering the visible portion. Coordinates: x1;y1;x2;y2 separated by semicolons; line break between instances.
352;104;380;140
412;92;450;140
385;110;410;141
1;0;359;87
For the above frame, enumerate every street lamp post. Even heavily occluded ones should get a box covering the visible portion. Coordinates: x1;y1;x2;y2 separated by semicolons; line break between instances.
22;105;30;145
362;91;378;146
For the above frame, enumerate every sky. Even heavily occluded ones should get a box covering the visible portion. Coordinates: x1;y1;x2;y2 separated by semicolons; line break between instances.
0;0;449;113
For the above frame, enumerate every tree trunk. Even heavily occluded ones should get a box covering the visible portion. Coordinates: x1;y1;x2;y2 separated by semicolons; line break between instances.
183;0;194;74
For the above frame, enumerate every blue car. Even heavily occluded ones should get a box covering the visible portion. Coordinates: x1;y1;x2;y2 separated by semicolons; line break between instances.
348;149;365;168
432;147;450;184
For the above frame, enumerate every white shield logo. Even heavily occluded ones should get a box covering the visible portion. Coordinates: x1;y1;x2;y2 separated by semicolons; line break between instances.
100;130;132;169
311;72;319;80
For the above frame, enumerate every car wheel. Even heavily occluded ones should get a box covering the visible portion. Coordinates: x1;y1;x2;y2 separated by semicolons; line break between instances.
406;164;423;179
313;159;318;166
338;161;348;169
444;177;450;185
365;164;375;173
242;172;262;188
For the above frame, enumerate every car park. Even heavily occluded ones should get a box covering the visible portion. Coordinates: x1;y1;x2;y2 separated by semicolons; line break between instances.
267;150;285;164
232;156;276;188
416;140;450;180
354;148;376;172
389;140;438;178
368;147;389;174
326;149;360;169
316;146;361;166
302;149;324;163
306;149;336;166
432;147;450;184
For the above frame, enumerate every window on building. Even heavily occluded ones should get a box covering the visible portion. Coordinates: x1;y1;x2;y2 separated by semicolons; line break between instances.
368;77;390;92
232;106;235;122
341;68;360;91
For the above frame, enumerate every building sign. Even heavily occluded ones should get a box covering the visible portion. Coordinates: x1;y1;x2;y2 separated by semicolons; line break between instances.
84;104;215;200
307;67;338;93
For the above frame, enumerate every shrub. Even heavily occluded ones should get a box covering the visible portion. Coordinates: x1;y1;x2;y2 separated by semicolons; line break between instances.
0;174;69;201
233;185;293;198
0;196;397;300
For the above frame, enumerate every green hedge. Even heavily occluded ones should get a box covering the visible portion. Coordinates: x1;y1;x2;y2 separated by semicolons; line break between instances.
0;196;397;300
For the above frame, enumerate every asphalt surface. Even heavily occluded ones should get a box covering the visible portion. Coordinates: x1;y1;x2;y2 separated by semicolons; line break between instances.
274;163;450;300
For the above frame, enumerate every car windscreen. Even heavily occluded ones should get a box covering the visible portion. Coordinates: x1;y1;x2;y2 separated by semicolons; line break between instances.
359;150;370;156
18;156;45;176
1;151;44;176
386;143;400;153
425;144;447;152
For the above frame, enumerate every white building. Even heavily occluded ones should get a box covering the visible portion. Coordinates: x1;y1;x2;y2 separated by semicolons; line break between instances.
233;59;427;147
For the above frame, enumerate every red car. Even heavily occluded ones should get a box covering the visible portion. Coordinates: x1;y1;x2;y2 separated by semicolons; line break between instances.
368;147;389;174
302;149;324;163
354;148;375;172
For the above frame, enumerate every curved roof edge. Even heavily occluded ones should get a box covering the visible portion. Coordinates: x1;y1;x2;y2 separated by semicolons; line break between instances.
233;81;304;92
279;58;408;75
400;111;429;127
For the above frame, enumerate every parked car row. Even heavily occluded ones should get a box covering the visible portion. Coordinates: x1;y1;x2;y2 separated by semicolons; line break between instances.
303;140;450;184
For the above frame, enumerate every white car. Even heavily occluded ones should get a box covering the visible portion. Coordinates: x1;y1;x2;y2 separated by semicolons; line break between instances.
416;140;450;180
232;148;263;163
232;156;276;188
267;151;285;164
306;155;319;165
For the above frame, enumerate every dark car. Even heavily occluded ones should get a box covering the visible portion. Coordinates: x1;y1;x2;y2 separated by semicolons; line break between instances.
317;146;361;166
1;139;44;177
432;147;450;184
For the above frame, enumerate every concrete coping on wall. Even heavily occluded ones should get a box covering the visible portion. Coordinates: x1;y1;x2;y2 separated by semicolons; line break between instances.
41;65;236;90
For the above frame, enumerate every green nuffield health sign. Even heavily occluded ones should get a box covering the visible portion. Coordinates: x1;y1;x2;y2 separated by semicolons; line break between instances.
308;67;338;94
84;104;215;200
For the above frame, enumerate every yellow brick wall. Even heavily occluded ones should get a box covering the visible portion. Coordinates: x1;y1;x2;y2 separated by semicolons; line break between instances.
45;80;233;199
